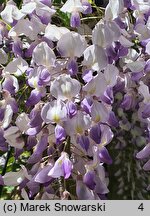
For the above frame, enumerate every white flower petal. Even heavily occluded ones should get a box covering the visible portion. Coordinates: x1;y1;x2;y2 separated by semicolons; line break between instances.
1;3;24;23
21;2;36;14
9;17;44;40
64;111;91;135
0;49;8;64
119;35;134;47
2;105;13;129
60;0;84;13
15;113;30;133
4;56;28;76
57;31;87;58
91;101;109;123
104;64;119;87
32;42;56;68
3;169;25;186
139;81;150;103
50;74;81;100
21;189;29;200
83;45;107;71
92;20;121;47
126;60;145;72
105;0;124;20
44;24;70;42
4;126;25;149
146;41;150;55
41;100;67;124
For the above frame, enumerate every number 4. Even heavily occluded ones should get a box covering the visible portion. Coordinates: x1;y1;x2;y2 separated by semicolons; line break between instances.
138;203;144;211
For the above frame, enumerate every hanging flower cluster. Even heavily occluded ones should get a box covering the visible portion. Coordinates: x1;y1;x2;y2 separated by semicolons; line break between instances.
0;0;150;200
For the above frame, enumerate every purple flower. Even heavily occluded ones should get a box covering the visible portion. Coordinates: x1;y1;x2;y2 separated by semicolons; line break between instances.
131;71;144;81
144;60;150;74
66;101;77;118
34;164;53;183
101;87;114;105
90;124;101;144
26;89;42;107
143;159;150;171
0;174;4;186
26;136;37;150
77;135;90;151
38;67;51;86
81;97;92;114
114;17;126;29
83;170;96;190
82;1;92;14
108;111;119;127
99;147;113;164
82;69;93;83
48;152;73;179
141;103;150;119
29;110;43;128
70;12;81;28
2;77;16;95
67;59;78;76
25;42;38;58
12;41;23;57
27;132;48;164
0;108;5;121
123;0;132;8
136;143;150;159
0;129;7;152
121;94;133;110
39;0;52;7
26;126;42;136
76;179;95;200
55;124;66;144
27;180;40;198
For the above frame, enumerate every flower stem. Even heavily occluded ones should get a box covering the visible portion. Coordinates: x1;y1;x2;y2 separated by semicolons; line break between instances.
0;147;13;198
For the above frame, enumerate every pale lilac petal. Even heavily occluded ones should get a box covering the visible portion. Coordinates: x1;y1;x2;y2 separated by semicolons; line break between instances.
143;159;150;171
62;158;73;179
34;165;53;183
83;171;96;190
76;180;95;200
41;100;67;124
57;31;87;58
4;56;28;76
83;45;107;71
99;147;113;164
136;143;150;159
32;42;56;68
44;24;70;42
77;135;90;151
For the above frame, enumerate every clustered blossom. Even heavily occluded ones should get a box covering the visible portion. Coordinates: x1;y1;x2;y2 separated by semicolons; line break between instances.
0;0;150;200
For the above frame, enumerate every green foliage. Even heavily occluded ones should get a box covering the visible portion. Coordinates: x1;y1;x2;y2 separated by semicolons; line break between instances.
0;0;5;4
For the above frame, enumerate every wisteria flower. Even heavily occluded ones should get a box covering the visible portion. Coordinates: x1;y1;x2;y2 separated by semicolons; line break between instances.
48;152;73;179
41;100;67;124
1;1;25;23
60;0;89;27
50;74;81;101
32;41;56;69
82;45;108;71
44;24;70;42
57;31;87;58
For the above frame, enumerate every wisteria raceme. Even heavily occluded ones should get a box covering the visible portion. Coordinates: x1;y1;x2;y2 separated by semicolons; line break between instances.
0;0;150;200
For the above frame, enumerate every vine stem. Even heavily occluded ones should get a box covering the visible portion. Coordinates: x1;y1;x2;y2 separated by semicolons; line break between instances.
81;16;101;21
0;146;13;197
0;19;11;30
